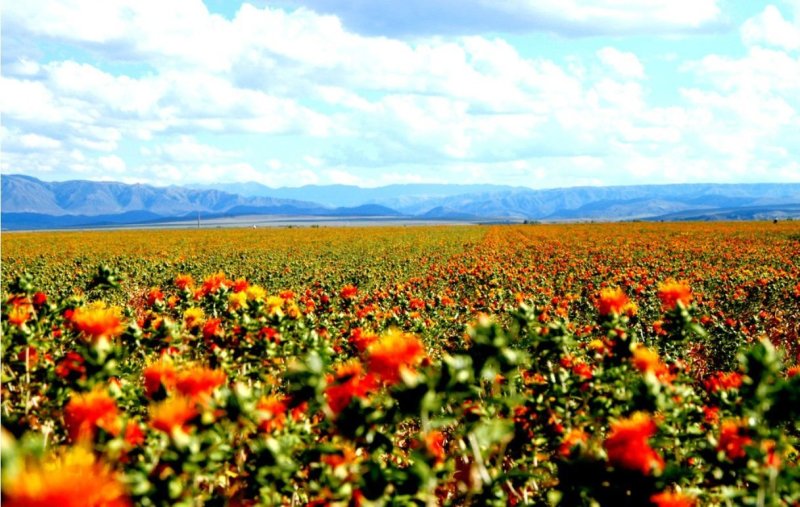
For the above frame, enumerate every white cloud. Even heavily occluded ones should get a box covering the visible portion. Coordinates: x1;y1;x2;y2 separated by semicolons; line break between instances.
99;155;127;173
597;47;645;79
741;5;800;51
147;136;236;163
1;0;797;188
3;132;63;151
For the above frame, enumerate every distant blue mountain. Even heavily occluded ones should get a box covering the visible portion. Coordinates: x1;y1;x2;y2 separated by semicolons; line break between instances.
1;174;324;216
189;181;520;208
2;174;799;230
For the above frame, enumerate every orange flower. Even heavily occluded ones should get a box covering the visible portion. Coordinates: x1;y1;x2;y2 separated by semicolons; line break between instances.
199;271;228;297
604;412;663;475
175;273;195;290
559;428;588;457
146;288;164;306
597;287;636;316
3;446;131;507
6;296;34;326
657;280;693;310
704;371;743;392
717;420;752;460
762;439;781;469
143;359;176;398
702;405;720;425
149;397;198;435
256;394;288;433
71;302;125;342
348;327;378;353
632;345;672;382
175;366;227;402
340;284;358;300
325;360;377;414
64;388;120;442
367;330;426;384
322;445;359;470
650;491;696;507
424;430;446;463
632;346;660;373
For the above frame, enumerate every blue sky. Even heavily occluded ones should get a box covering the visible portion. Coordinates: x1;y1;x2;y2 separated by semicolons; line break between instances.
2;0;799;188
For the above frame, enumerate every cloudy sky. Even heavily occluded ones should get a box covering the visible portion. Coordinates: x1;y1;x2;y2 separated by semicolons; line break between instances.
2;0;799;188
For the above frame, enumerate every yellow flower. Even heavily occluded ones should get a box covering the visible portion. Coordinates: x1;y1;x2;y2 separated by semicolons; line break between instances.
228;291;247;310
246;285;267;301
266;296;284;317
183;307;205;328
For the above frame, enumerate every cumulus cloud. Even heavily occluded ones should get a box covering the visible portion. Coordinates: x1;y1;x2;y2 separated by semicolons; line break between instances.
597;48;646;79
1;0;798;187
741;5;800;51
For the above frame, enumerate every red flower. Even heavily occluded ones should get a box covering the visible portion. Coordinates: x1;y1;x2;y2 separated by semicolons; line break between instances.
409;297;426;311
146;288;164;307
348;327;377;353
64;388;120;442
704;371;743;392
762;439;780;469
340;284;358;300
202;318;223;341
718;420;752;460
367;330;426;384
55;351;86;380
657;280;693;310
571;362;594;380
195;271;228;298
702;405;720;425
124;421;146;447
258;326;280;343
325;361;377;415
32;291;48;307
231;278;249;293
175;366;227;402
143;359;176;398
604;412;664;475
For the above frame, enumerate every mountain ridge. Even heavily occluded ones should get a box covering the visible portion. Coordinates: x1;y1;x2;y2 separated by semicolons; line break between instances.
2;174;799;230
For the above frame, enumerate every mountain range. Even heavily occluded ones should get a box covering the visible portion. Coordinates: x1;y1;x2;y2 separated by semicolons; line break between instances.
2;174;799;230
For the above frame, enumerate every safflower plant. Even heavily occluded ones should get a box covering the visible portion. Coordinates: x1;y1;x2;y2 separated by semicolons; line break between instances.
1;223;799;506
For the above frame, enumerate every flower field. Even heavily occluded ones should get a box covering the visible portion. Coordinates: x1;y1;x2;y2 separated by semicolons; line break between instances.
2;222;800;506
